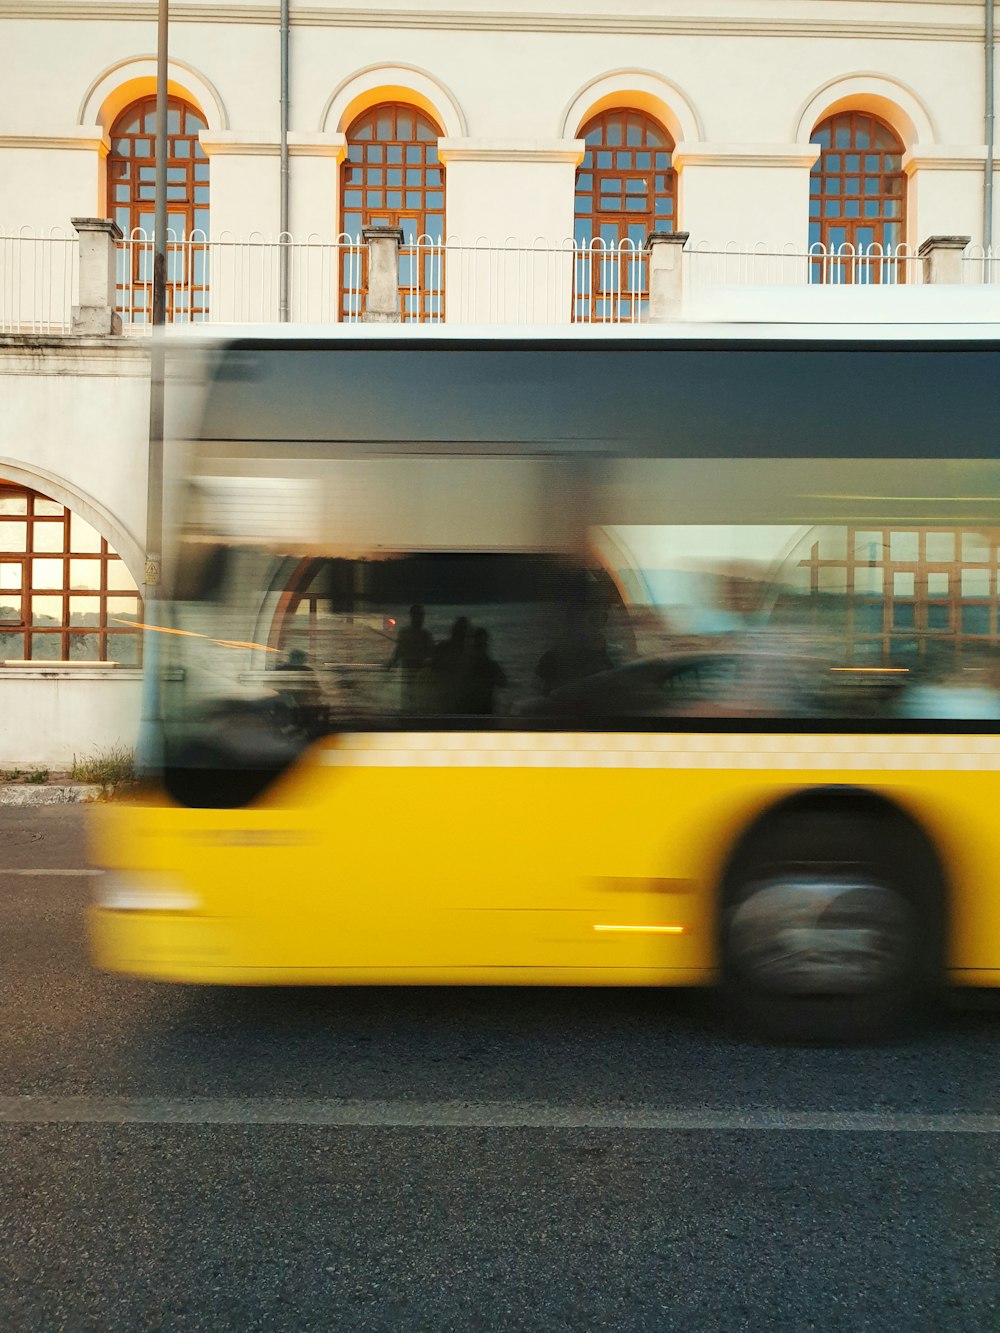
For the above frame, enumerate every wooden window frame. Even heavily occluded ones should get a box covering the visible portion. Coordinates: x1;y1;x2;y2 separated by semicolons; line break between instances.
339;102;446;323
108;95;210;322
0;485;142;664
573;108;676;322
809;110;906;282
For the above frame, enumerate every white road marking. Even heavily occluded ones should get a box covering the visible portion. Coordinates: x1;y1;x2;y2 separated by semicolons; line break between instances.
2;869;98;877
0;1097;995;1132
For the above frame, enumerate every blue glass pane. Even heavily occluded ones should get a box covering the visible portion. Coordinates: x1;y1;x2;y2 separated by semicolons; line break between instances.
854;603;883;632
962;605;990;635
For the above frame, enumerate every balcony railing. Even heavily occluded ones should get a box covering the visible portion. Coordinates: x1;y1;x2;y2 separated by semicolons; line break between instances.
687;241;921;288
963;245;1000;284
1;226;995;334
0;226;78;334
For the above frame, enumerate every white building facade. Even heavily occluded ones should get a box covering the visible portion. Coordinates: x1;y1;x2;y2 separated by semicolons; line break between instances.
0;0;998;761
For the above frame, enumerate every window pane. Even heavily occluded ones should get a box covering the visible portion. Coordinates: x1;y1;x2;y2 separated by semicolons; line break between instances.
68;596;101;625
963;532;991;562
962;569;990;597
106;633;140;666
30;633;62;661
893;572;915;596
69;633;101;661
962;605;990;635
889;531;919;562
107;596;141;625
70;513;103;553
32;595;62;626
32;560;63;588
106;560;138;592
925;532;955;561
32;521;65;554
0;522;26;552
69;559;102;590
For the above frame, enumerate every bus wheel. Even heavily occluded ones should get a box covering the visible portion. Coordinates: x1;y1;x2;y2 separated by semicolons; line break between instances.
719;805;944;1044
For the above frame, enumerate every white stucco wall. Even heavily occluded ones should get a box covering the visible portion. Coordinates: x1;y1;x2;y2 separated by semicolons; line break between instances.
0;1;995;248
0;669;142;767
0;339;150;578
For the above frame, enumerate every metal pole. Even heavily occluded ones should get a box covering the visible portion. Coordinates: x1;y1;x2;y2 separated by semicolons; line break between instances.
279;0;290;320
140;0;169;759
986;2;996;254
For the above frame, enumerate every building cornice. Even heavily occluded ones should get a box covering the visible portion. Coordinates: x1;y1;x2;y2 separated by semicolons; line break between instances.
902;144;990;174
437;138;585;165
672;142;821;171
0;129;110;154
0;3;990;43
199;130;346;158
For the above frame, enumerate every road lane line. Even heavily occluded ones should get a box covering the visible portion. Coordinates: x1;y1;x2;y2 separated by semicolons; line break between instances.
0;1098;996;1132
2;869;97;877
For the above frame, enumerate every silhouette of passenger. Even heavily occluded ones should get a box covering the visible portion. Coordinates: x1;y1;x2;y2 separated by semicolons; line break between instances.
536;604;613;694
387;603;435;712
459;627;508;715
431;616;471;712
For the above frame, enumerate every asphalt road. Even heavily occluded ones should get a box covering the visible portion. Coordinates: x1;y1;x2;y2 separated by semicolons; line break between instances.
0;806;997;1332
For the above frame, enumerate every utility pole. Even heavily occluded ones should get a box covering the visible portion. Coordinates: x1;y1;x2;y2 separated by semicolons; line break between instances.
140;0;169;757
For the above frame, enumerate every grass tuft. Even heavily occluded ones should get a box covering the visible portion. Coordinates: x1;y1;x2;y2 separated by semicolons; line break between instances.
71;744;136;796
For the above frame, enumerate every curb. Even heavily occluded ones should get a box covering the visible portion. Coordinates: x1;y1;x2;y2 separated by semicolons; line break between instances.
0;784;103;806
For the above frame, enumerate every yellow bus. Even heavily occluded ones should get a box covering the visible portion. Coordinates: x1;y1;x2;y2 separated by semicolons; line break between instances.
90;324;1000;1041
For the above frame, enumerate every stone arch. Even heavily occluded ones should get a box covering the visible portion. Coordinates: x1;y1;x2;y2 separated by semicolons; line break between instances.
320;64;466;138
78;55;228;134
560;69;703;146
793;73;936;150
0;459;143;586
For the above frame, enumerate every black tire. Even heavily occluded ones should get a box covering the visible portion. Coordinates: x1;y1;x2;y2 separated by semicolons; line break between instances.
719;803;944;1044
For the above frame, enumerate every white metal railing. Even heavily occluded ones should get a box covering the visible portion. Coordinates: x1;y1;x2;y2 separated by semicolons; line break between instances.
115;233;652;327
0;226;78;333
687;241;922;289
962;244;1000;284
116;230;365;328
421;237;649;325
8;226;1000;335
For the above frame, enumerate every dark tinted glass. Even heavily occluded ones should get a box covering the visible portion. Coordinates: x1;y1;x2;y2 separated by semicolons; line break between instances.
200;343;1000;460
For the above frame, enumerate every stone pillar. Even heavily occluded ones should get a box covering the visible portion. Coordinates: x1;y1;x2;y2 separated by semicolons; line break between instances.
646;232;689;322
918;235;971;284
362;225;404;323
71;217;122;335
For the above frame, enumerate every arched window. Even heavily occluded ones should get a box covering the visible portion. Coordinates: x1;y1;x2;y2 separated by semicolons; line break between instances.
0;482;141;663
809;111;905;282
573;108;675;320
340;102;445;322
107;96;210;321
